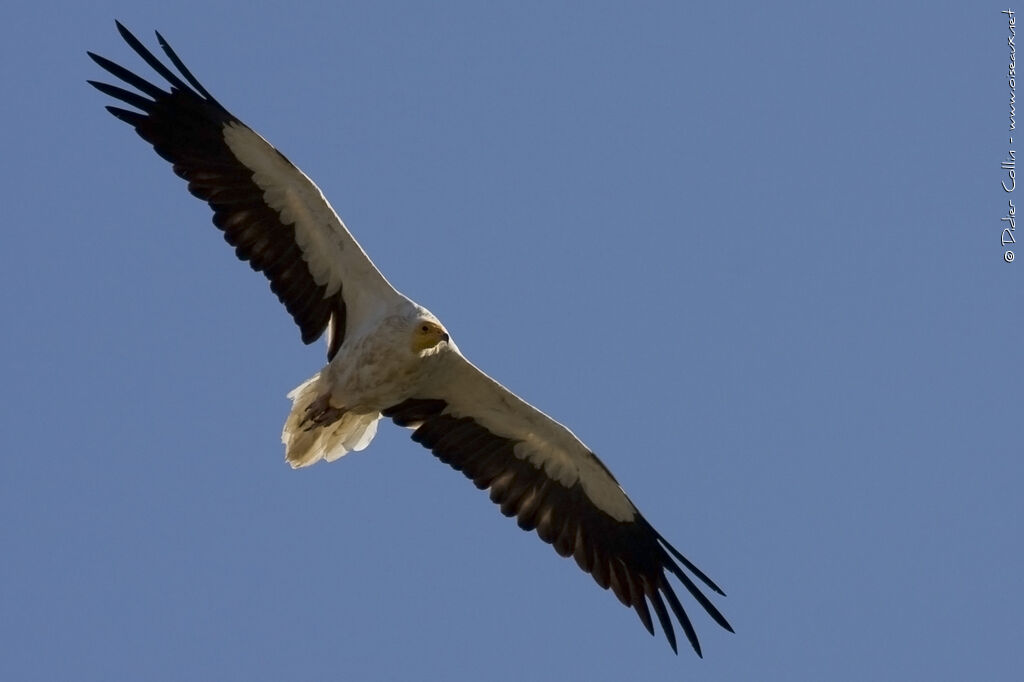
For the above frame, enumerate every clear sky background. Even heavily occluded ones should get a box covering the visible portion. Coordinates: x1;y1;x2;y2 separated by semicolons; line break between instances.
1;2;1020;680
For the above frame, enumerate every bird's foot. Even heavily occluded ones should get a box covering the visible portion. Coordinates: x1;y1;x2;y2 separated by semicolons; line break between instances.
301;393;347;430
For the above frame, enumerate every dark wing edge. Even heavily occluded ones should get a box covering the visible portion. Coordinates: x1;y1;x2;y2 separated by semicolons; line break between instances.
382;398;734;656
87;21;344;351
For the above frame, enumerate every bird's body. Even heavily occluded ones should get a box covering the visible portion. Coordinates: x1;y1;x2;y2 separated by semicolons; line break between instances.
283;302;447;468
322;305;442;414
89;22;733;656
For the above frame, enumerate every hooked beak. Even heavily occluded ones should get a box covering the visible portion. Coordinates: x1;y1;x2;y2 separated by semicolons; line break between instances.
441;332;450;344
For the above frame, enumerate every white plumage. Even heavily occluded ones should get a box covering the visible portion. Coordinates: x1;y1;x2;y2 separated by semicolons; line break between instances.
281;372;379;467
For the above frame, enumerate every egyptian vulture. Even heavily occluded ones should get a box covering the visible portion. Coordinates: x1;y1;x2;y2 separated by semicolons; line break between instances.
88;22;733;656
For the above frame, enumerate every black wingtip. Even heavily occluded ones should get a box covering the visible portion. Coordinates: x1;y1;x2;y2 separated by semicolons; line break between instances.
647;590;678;654
687;637;701;657
154;27;218;102
114;20;135;45
661;579;702;656
633;598;656;638
103;105;144;124
656;528;728;596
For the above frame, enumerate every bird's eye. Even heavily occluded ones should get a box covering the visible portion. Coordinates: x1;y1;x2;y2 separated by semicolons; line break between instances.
421;325;430;333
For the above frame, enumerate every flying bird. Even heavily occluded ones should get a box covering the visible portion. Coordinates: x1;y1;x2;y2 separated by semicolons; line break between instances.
88;22;733;656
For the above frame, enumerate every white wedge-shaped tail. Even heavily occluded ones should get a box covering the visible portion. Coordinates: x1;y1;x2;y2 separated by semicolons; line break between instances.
282;372;380;468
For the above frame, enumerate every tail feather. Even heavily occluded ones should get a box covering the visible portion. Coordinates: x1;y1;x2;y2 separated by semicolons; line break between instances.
281;371;381;468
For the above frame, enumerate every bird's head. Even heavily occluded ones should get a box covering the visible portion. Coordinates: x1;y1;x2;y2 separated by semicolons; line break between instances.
410;317;450;353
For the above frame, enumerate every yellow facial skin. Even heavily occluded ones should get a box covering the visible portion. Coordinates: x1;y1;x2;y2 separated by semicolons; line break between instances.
411;320;450;353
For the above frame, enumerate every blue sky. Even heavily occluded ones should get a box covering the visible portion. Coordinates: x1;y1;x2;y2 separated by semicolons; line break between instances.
2;2;1021;680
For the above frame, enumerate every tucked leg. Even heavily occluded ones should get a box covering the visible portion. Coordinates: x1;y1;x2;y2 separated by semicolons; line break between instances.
301;393;347;430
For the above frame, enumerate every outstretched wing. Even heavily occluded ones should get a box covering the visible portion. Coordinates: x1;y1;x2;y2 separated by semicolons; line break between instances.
383;351;733;656
88;22;403;358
